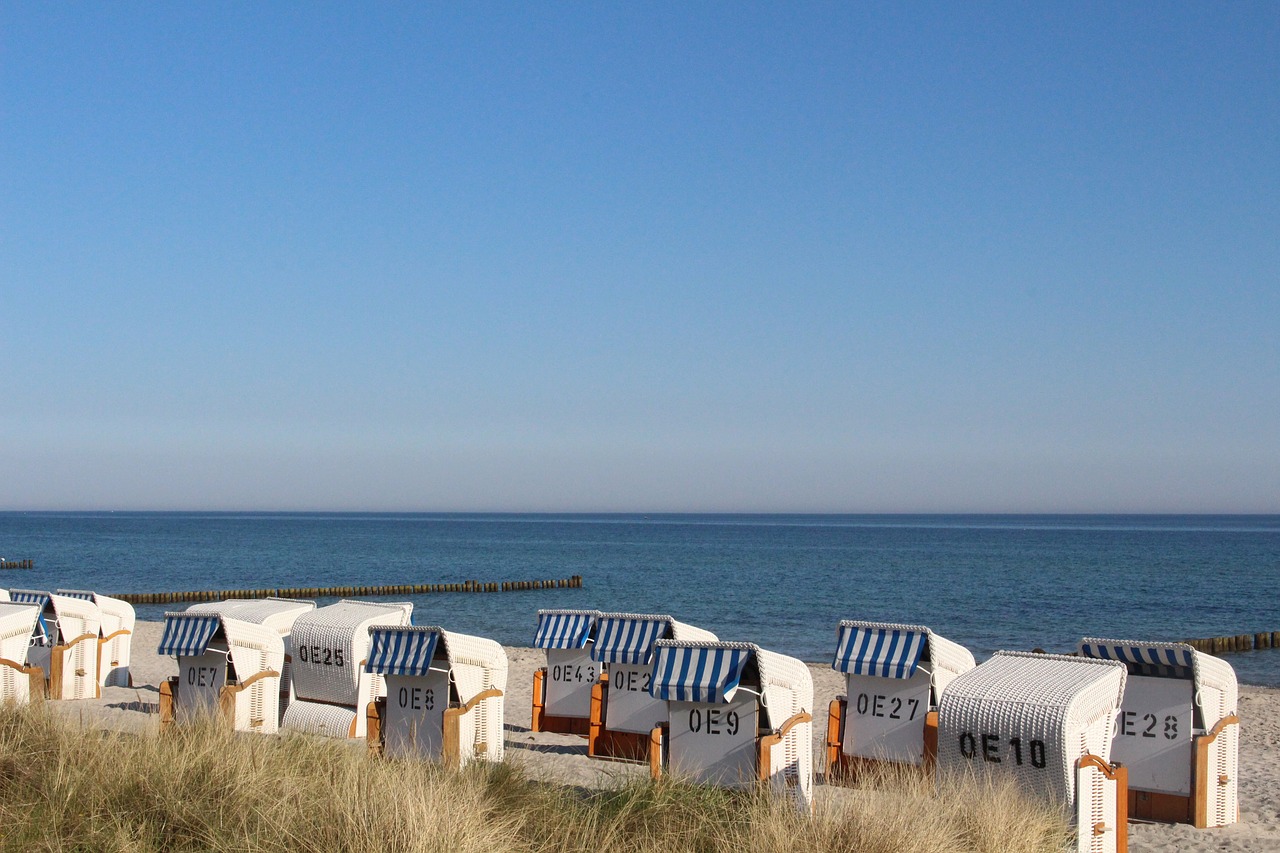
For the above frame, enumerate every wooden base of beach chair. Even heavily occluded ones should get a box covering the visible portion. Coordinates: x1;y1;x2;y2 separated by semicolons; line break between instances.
530;668;590;736
824;697;936;783
587;676;659;762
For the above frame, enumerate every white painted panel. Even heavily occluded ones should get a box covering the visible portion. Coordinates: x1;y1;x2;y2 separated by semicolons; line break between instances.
544;648;598;718
605;663;664;734
668;697;759;788
1110;675;1193;796
842;670;931;764
384;671;449;760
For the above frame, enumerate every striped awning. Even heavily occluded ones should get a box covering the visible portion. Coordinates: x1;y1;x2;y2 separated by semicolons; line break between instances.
1079;640;1194;673
56;589;96;602
650;644;753;704
832;623;927;678
157;614;222;657
533;611;595;650
9;590;51;609
592;616;667;664
366;627;441;676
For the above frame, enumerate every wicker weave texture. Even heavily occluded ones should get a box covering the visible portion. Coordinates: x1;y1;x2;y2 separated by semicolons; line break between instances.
289;601;411;706
755;648;814;812
281;699;359;738
936;652;1125;810
190;598;315;638
0;603;40;704
439;629;507;762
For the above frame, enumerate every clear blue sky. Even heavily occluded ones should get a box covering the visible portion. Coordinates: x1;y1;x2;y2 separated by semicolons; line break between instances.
2;3;1277;513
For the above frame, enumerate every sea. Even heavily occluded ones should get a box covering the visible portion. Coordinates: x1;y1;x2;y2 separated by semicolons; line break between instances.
3;512;1278;686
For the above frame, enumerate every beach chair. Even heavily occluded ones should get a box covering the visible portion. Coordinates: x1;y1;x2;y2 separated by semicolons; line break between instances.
56;589;136;689
0;602;45;704
587;612;717;761
648;640;814;813
365;625;507;767
0;590;8;601
157;611;286;733
9;589;101;700
1079;638;1239;828
187;597;315;721
280;599;412;738
936;652;1129;853
825;620;975;780
531;609;601;735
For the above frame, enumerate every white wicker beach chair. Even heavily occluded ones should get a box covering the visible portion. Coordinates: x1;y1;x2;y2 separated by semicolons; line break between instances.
0;602;44;704
157;611;286;733
588;612;717;761
1079;637;1239;828
649;639;814;813
937;651;1129;853
0;590;9;601
365;625;508;767
10;589;101;700
531;608;601;735
280;599;411;738
188;597;315;721
56;590;136;689
826;620;975;779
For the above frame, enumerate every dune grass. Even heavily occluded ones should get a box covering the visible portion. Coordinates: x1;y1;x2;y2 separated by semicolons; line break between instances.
0;705;1069;852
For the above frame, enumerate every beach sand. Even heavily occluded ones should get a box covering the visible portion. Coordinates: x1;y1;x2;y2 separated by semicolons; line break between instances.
48;621;1280;852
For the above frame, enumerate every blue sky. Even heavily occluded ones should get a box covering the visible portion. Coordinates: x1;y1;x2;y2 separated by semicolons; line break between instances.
2;3;1277;512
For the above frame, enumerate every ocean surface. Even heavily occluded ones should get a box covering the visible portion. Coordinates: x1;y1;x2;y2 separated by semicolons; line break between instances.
3;512;1278;686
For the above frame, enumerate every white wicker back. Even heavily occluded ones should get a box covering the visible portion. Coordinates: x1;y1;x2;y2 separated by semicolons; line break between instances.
222;618;286;734
440;629;508;764
0;603;40;704
58;590;136;688
44;593;102;699
937;652;1126;811
755;647;815;812
0;590;8;601
282;600;411;738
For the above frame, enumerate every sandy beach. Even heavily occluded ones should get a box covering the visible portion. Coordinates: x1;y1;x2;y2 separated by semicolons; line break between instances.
48;621;1280;852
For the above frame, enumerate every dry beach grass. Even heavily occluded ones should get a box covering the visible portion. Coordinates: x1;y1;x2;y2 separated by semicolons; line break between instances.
0;703;1069;853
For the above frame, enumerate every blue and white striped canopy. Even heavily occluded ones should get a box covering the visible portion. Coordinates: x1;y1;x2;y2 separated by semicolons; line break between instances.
366;627;441;676
56;589;96;602
157;614;222;657
832;624;927;678
649;644;753;704
9;590;51;609
533;611;595;650
592;616;667;664
1079;640;1194;673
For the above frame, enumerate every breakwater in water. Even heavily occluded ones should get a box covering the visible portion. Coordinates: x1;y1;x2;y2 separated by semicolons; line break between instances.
1184;633;1280;655
0;559;34;570
113;575;583;605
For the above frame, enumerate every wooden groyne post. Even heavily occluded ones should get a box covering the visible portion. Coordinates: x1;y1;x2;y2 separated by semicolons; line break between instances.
0;559;34;570
113;574;584;605
1181;632;1280;655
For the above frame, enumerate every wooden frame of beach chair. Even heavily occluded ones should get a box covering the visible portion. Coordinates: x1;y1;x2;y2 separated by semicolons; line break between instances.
57;590;136;689
188;597;315;723
365;625;508;768
157;611;286;733
937;651;1130;853
647;640;815;813
280;599;412;738
10;590;101;700
0;602;46;704
587;612;717;762
1079;637;1240;828
530;609;600;736
825;620;975;782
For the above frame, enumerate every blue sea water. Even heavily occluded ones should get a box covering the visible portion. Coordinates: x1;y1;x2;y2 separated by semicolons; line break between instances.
2;512;1278;686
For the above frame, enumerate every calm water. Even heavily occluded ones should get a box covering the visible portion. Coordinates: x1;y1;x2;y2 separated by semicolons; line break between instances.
3;512;1278;685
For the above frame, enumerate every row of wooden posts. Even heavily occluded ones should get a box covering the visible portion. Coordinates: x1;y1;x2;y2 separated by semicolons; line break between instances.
1182;633;1280;654
113;575;584;605
0;560;34;570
